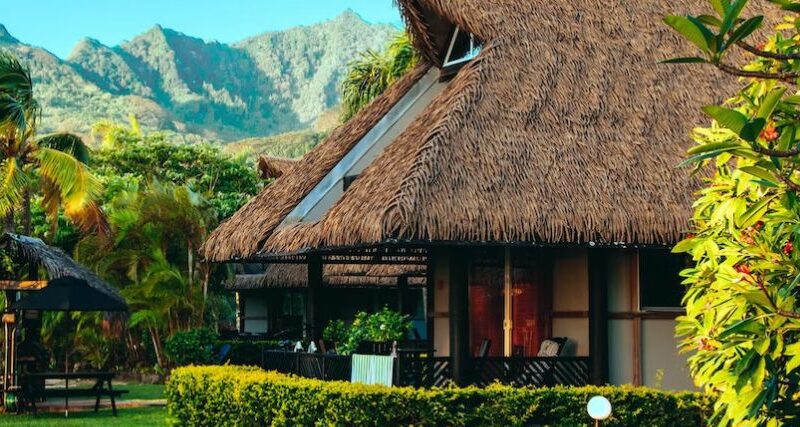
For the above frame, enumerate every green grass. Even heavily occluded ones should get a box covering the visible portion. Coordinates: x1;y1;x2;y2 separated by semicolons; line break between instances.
118;384;164;401
0;407;167;426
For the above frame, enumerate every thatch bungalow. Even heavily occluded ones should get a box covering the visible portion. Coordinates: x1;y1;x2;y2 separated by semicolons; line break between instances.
203;0;767;389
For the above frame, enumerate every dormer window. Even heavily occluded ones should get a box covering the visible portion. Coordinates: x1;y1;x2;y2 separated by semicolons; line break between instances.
442;27;482;68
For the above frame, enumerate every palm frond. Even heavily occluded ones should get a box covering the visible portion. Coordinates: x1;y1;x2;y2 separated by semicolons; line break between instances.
35;147;108;235
37;133;91;164
0;157;28;217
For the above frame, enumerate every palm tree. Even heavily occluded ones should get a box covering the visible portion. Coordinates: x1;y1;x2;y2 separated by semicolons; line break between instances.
340;32;420;122
74;181;211;367
0;51;106;236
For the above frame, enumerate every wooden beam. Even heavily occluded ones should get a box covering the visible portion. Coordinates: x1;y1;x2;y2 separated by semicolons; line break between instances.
588;249;609;385
449;248;470;386
306;254;323;340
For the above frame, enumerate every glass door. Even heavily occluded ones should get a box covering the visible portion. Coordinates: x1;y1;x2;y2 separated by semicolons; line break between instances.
468;250;504;357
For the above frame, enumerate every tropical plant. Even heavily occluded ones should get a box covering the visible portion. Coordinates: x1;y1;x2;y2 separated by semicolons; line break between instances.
322;308;411;355
164;327;218;367
340;32;419;121
74;181;218;367
665;1;800;425
0;51;106;236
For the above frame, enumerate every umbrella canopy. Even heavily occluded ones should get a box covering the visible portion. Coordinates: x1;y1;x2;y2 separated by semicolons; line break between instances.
10;277;128;312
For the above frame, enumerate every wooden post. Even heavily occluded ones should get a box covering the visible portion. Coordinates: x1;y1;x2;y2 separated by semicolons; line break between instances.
588;249;609;385
449;248;470;386
307;254;323;341
397;275;408;314
425;250;435;350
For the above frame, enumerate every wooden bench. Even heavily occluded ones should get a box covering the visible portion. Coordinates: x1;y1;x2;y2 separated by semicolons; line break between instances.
21;371;127;416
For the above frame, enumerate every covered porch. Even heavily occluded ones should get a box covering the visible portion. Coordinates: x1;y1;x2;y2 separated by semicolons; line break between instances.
258;243;656;388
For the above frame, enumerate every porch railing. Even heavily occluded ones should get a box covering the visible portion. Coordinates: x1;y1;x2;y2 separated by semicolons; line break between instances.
259;350;590;388
472;356;591;387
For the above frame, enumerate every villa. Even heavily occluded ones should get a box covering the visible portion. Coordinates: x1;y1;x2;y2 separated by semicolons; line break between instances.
202;0;754;390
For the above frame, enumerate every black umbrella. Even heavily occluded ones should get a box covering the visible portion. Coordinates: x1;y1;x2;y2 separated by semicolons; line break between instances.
10;277;127;312
9;276;127;416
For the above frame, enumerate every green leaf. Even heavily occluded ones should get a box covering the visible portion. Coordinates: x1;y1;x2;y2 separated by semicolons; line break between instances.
740;165;777;185
698;14;723;27
726;16;763;49
718;318;763;339
721;0;750;35
736;195;776;228
660;57;707;64
702;105;748;134
664;16;712;53
756;87;787;119
673;237;698;253
741;118;767;142
711;0;731;16
687;141;741;155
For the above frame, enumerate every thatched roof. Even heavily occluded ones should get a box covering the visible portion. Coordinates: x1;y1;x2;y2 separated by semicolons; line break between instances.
0;233;125;305
206;0;775;261
202;64;432;262
227;262;426;290
258;156;298;180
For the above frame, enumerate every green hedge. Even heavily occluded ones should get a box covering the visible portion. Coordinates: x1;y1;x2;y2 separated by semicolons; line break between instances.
166;366;711;426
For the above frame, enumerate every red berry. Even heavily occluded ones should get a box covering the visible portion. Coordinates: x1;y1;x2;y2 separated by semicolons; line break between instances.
784;240;794;256
735;264;751;275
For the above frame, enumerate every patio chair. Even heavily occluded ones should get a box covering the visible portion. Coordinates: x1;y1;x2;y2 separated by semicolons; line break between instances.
537;337;572;386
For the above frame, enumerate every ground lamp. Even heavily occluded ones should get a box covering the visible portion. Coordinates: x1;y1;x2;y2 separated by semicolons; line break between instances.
587;395;611;426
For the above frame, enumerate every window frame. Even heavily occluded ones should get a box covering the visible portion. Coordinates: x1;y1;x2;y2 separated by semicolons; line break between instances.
442;27;481;68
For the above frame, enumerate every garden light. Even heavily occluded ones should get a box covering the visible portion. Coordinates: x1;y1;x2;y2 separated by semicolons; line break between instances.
587;395;612;426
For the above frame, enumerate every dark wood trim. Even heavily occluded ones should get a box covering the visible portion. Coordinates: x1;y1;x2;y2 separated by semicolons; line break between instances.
588;249;609;385
426;251;436;345
306;254;323;340
608;311;683;320
630;250;642;386
449;248;470;386
551;311;589;318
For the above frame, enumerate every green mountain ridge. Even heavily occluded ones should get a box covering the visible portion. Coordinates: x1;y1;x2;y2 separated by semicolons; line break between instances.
0;11;396;143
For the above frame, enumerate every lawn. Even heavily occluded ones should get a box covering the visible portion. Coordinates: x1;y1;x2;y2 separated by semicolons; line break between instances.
0;407;167;426
118;384;165;401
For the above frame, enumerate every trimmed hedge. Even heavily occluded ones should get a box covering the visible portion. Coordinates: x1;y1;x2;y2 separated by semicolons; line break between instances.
166;366;711;427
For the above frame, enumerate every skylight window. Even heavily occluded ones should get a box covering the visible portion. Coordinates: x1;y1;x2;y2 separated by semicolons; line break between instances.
442;27;482;67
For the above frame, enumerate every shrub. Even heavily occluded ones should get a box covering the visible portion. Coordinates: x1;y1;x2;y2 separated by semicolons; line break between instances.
164;328;218;367
166;366;712;427
322;307;412;355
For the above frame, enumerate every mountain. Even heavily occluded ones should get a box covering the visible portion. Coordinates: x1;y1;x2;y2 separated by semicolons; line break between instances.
0;11;396;142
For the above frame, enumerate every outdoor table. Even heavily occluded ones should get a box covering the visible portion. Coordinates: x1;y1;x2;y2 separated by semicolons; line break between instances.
20;371;125;416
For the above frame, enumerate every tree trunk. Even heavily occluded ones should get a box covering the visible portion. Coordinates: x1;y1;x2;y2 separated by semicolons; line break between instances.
22;189;31;235
149;326;165;368
4;212;14;233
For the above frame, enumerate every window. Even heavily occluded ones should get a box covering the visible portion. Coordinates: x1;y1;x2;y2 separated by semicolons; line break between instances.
639;249;687;311
443;27;482;68
343;175;359;191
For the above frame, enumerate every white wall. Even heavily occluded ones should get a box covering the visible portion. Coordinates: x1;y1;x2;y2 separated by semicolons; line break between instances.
243;296;268;334
551;249;589;356
641;319;695;390
433;253;450;357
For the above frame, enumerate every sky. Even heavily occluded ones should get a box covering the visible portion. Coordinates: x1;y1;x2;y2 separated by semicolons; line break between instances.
0;0;402;58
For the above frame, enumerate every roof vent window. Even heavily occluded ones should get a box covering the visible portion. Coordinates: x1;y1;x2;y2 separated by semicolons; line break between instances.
443;27;481;67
